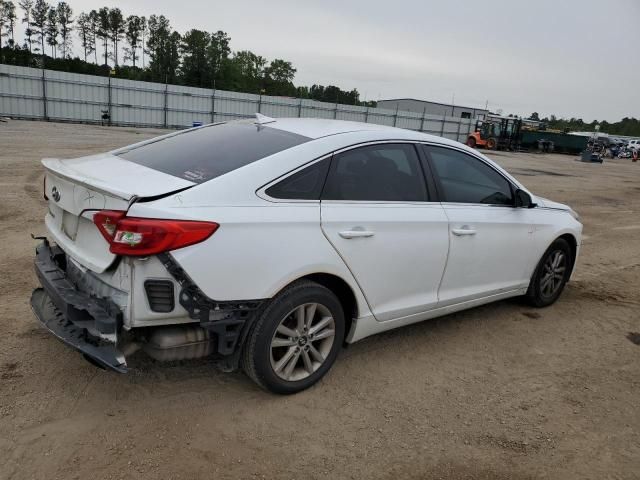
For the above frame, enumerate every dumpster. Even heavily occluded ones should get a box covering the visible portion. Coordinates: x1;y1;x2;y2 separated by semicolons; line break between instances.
520;131;587;154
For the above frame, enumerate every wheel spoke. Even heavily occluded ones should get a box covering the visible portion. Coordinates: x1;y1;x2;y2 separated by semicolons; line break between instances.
302;350;314;374
553;252;564;269
283;349;301;380
296;306;305;333
542;275;554;295
308;344;325;363
273;346;296;373
304;303;317;331
309;316;332;335
312;328;335;341
272;337;296;348
277;324;297;338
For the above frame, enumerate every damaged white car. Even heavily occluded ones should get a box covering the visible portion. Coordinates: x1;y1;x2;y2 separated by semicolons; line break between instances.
31;116;582;394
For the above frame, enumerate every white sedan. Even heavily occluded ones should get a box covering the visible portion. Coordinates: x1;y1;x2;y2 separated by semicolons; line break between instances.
31;116;582;393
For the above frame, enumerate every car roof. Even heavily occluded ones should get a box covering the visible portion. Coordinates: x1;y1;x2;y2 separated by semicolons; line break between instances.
266;117;459;146
267;117;393;138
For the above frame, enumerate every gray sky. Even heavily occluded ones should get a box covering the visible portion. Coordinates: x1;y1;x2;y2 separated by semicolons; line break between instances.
20;0;640;121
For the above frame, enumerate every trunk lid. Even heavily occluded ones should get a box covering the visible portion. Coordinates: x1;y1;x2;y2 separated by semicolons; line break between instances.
43;153;194;273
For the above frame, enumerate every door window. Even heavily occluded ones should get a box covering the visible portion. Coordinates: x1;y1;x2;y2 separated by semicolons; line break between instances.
265;158;330;200
322;144;427;202
424;146;513;205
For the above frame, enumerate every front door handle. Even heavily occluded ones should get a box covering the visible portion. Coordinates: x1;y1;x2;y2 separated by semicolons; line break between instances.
452;226;477;236
339;229;375;239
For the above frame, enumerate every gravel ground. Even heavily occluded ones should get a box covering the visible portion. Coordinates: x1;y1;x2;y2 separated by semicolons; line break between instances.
0;120;639;480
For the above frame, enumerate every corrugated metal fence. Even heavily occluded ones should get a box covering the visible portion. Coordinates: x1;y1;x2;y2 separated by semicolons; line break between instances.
0;64;477;142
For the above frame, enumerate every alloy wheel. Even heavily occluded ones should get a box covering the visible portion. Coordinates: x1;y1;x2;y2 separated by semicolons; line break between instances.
539;250;566;298
269;303;336;382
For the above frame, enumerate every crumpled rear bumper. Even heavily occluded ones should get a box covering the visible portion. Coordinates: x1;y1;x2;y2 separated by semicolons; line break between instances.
30;240;127;373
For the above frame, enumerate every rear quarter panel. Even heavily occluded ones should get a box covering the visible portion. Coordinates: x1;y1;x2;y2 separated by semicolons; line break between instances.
127;201;372;319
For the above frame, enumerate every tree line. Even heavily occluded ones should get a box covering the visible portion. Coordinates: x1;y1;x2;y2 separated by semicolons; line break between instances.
528;112;640;138
0;0;369;105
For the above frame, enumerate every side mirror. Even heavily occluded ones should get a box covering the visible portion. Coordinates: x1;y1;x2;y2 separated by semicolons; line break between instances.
515;189;537;208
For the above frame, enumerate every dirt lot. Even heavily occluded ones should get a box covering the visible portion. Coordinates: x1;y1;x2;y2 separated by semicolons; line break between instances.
0;120;639;480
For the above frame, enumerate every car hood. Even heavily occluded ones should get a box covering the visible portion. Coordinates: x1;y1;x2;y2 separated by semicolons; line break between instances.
533;195;571;211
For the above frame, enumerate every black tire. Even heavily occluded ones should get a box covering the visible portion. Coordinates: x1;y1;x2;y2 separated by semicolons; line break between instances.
466;136;476;148
241;280;345;394
526;238;573;308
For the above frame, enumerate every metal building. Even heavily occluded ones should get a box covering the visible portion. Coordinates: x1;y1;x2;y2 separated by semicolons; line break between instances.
376;98;488;120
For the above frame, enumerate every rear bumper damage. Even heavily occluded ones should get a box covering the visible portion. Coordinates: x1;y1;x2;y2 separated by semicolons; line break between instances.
30;240;267;373
30;240;127;373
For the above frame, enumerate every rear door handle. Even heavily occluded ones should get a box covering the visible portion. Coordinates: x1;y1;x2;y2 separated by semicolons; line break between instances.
339;230;375;239
452;226;477;236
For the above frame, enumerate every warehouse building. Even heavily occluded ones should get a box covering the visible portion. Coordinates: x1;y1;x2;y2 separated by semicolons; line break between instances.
376;98;489;119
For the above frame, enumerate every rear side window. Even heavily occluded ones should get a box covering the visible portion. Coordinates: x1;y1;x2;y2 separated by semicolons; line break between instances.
424;146;513;205
322;144;427;202
266;158;330;200
116;123;310;183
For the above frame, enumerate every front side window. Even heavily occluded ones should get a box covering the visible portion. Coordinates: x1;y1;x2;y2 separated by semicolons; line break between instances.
322;144;427;202
424;146;513;205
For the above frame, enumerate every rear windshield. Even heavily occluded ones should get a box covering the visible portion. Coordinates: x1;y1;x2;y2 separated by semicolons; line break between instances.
116;122;310;183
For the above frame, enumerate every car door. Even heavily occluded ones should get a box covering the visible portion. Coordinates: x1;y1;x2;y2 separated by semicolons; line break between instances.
320;142;449;321
422;144;536;305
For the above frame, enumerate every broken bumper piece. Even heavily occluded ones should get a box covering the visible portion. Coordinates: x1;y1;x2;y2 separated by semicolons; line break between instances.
30;240;127;373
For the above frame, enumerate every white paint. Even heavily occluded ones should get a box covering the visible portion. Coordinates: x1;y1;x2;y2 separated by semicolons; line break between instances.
42;119;583;344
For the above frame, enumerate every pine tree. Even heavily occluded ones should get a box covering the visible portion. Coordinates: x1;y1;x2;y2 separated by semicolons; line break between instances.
96;6;109;65
18;0;33;52
88;9;97;63
124;15;143;67
3;0;17;47
30;0;47;55
56;1;72;59
45;5;57;57
76;11;92;62
140;16;146;67
107;7;124;66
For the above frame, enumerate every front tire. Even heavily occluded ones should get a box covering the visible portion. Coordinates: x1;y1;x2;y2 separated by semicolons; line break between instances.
241;280;345;394
526;238;573;307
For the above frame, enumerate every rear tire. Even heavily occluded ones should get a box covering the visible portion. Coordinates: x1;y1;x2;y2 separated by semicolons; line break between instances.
466;137;477;148
241;280;345;394
526;238;573;307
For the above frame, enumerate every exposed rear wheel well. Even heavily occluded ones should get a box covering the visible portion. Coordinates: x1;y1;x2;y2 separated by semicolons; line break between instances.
300;273;357;340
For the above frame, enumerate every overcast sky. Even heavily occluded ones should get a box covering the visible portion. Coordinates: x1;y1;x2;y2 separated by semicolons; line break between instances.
18;0;640;121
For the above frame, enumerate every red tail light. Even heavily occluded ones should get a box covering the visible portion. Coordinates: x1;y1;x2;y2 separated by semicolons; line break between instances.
93;210;219;256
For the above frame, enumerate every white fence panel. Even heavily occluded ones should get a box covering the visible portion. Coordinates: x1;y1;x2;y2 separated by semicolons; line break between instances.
0;64;481;143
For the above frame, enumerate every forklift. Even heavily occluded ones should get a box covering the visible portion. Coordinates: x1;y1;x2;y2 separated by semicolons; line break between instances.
466;116;522;150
